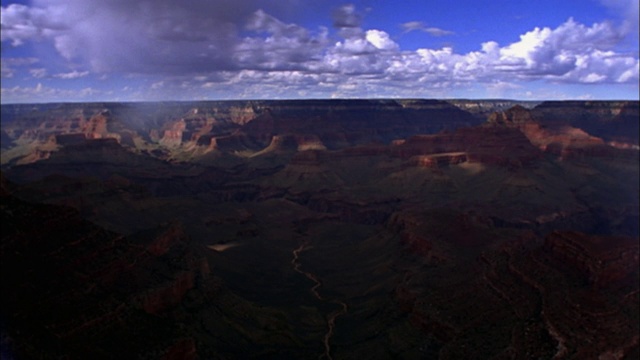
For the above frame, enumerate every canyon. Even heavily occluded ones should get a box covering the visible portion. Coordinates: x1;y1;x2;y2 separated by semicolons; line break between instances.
1;99;638;359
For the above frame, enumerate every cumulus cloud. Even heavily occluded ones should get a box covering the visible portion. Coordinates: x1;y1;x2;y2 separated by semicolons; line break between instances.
366;30;399;51
324;16;638;91
0;4;67;45
3;0;297;75
600;0;639;34
1;1;638;100
235;9;329;71
484;19;637;82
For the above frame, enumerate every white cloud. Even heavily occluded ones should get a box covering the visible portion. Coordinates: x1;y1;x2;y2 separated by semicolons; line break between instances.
1;83;102;103
423;27;455;37
0;63;14;78
365;30;399;51
1;4;43;46
600;0;639;34
234;9;329;71
53;70;89;79
0;3;67;46
581;73;607;83
486;81;523;98
1;57;39;78
150;81;164;90
1;2;637;100
401;21;424;33
617;66;639;82
8;0;297;74
30;68;48;78
401;21;455;37
413;18;639;85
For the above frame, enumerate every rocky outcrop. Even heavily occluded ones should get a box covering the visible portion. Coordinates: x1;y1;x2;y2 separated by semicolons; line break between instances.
141;270;197;314
159;119;187;147
508;234;640;359
392;214;639;359
49;138;139;164
448;99;541;119
252;134;327;156
3;100;635;167
300;196;395;224
532;101;640;144
55;133;88;146
240;99;481;147
210;132;262;152
228;105;257;125
289;149;328;166
487;104;535;125
262;134;300;153
82;111;112;139
391;127;542;167
486;104;636;160
409;152;467;168
339;142;389;157
388;209;496;263
544;230;639;288
0;190;211;358
162;338;198;360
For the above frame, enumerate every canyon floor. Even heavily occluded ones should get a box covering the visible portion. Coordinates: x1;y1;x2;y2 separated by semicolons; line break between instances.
1;99;638;359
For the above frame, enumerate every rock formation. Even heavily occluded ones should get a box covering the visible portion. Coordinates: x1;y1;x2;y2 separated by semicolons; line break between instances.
1;99;638;359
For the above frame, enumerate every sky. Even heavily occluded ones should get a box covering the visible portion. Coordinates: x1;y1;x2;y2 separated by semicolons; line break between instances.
1;0;639;103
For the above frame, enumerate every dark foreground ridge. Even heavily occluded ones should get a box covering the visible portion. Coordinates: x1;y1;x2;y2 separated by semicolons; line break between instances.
1;99;638;359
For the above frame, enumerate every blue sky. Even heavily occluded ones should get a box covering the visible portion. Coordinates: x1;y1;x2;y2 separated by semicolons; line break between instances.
1;0;638;103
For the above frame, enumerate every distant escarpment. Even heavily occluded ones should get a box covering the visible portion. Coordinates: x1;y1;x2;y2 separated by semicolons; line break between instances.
487;102;640;161
226;99;481;153
447;99;541;119
1;99;481;166
2;100;637;167
533;101;638;136
489;101;639;145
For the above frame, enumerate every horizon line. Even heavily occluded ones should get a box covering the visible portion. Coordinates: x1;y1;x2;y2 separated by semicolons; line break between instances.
2;97;639;106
